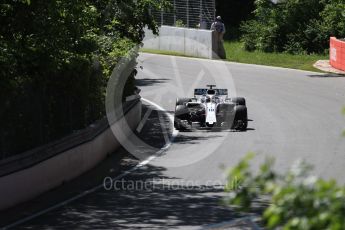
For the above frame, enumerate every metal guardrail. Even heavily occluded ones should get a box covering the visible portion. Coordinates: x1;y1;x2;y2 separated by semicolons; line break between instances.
152;0;215;29
0;98;140;177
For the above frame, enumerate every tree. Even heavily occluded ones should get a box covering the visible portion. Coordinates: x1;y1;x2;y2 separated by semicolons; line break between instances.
240;0;345;54
216;0;255;40
0;0;168;157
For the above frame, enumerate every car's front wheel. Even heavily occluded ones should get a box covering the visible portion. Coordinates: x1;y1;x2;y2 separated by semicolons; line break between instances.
232;105;248;131
174;105;190;130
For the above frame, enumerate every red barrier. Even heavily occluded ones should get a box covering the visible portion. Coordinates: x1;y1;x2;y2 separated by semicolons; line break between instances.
330;37;345;71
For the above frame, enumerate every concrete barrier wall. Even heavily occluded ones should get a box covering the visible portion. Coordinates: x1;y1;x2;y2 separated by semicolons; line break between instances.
0;100;141;211
143;26;215;59
330;37;345;71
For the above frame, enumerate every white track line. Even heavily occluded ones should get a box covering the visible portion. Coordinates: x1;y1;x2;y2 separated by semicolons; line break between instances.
136;107;152;133
2;98;178;230
141;98;179;138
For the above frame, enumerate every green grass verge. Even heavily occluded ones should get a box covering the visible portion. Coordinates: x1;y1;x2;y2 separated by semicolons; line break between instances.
224;41;328;72
141;41;329;72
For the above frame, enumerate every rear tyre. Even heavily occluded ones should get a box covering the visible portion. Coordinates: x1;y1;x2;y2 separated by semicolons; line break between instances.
176;98;191;106
230;97;246;106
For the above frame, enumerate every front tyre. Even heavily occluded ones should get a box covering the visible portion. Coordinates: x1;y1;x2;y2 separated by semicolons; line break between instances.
232;105;248;131
174;119;183;131
174;105;190;131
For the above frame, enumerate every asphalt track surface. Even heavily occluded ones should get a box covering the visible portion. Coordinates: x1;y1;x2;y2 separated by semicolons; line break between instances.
3;53;345;229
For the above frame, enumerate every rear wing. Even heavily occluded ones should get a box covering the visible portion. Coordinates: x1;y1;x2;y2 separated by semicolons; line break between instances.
194;88;228;96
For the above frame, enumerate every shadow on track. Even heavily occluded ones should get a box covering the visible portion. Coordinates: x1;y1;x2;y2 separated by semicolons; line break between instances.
12;104;261;229
135;78;170;87
307;74;344;78
19;163;266;229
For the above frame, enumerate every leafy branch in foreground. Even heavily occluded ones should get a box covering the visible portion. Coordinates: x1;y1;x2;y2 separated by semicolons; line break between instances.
225;153;345;229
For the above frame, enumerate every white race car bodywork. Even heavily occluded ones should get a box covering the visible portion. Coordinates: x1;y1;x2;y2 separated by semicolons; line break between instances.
205;102;217;125
174;85;248;130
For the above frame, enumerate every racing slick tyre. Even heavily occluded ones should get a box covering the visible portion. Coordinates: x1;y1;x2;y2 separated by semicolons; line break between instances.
176;98;191;106
230;97;246;106
232;105;248;131
174;105;190;130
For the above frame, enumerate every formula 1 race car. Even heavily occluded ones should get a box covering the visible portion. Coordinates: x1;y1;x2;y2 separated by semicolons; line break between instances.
174;85;248;131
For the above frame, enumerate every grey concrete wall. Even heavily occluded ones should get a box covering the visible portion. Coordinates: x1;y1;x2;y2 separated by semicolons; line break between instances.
143;26;215;59
0;100;142;211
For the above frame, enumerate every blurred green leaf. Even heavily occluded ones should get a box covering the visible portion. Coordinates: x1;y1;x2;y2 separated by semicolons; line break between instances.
225;153;345;229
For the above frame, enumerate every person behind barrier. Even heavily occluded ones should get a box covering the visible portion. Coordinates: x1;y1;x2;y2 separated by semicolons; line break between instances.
210;16;226;41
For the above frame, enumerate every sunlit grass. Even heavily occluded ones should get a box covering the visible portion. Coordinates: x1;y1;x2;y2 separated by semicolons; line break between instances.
141;41;329;73
223;41;328;72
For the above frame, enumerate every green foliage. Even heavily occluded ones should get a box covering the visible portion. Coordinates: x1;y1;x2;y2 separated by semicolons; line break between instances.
225;155;345;229
321;0;345;38
215;0;255;40
225;153;276;211
240;0;345;54
175;19;185;28
223;41;327;72
0;0;168;157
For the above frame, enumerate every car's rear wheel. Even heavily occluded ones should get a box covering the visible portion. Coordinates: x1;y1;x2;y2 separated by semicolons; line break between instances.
176;98;191;106
230;97;246;106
